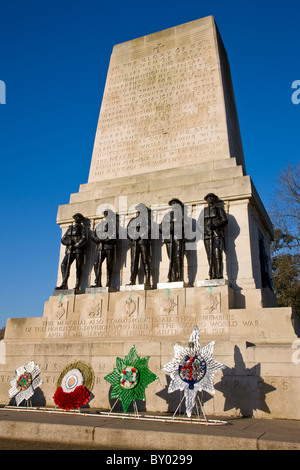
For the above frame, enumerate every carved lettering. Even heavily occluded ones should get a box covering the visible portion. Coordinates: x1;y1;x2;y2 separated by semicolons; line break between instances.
88;32;228;182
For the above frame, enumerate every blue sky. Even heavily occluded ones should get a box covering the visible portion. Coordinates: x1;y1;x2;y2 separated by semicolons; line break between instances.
0;0;299;326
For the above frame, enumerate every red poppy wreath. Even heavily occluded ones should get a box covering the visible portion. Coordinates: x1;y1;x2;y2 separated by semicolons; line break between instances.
53;361;95;411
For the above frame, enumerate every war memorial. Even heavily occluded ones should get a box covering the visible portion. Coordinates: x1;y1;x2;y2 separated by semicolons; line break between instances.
1;16;299;421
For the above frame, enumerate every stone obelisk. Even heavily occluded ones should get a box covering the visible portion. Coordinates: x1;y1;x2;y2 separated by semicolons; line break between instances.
88;15;246;183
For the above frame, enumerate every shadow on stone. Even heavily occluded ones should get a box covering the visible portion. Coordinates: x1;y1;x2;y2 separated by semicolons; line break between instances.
215;345;276;417
156;375;213;416
8;387;46;407
108;385;146;413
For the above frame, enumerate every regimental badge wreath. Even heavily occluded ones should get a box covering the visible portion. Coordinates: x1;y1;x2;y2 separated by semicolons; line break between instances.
53;361;95;411
162;326;225;417
9;360;43;406
104;345;158;413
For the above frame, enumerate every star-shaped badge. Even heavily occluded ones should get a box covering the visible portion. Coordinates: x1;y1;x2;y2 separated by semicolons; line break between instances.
104;345;158;413
162;326;225;417
9;360;43;406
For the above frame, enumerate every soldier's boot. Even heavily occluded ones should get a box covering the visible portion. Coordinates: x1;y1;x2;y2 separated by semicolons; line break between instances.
95;272;102;287
56;265;68;290
145;266;151;287
174;256;183;282
75;272;82;291
216;257;223;279
128;269;137;285
167;262;173;282
90;264;102;288
178;259;184;282
106;268;112;287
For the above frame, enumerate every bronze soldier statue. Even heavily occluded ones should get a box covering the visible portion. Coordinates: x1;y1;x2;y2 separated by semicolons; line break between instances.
203;193;228;279
127;203;152;287
90;209;118;288
160;198;185;282
258;230;273;290
55;213;88;292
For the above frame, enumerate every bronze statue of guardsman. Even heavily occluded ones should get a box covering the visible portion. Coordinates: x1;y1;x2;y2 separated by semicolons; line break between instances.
90;209;118;288
160;198;186;282
55;213;88;292
203;193;228;279
127;203;152;287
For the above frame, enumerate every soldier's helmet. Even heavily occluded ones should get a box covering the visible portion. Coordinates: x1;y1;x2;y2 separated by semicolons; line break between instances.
204;193;219;202
168;198;184;207
72;213;85;221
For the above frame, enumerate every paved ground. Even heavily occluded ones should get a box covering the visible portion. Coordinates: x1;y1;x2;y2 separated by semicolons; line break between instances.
0;407;299;451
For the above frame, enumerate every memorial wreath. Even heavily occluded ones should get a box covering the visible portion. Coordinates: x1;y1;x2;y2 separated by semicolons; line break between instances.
53;360;95;411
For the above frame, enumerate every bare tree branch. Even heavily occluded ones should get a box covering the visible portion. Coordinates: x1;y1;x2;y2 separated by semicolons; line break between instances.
270;162;300;253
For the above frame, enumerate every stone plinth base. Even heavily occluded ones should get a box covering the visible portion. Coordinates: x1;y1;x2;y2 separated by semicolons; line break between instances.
157;281;191;289
1;286;299;420
85;287;117;294
119;284;152;292
196;279;228;287
53;288;83;296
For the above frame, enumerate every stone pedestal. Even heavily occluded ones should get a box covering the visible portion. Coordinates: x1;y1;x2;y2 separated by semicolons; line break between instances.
0;287;299;419
157;281;191;290
196;279;228;287
53;288;83;296
119;284;152;292
85;287;117;294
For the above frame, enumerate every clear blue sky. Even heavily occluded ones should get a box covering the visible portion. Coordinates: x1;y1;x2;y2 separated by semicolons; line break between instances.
0;0;299;326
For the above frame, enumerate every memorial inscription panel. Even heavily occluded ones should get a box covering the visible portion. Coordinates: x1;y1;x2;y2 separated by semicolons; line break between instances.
16;311;251;340
88;18;232;182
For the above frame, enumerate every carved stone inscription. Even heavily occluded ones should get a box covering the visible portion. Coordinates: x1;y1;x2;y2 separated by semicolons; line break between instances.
46;318;107;338
43;312;240;339
89;20;229;182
